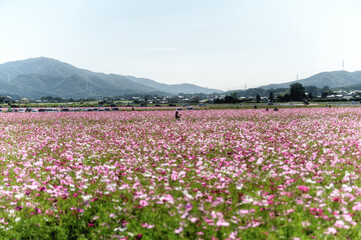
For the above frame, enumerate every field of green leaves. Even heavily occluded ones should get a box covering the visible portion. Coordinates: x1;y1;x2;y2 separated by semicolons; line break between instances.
1;108;361;239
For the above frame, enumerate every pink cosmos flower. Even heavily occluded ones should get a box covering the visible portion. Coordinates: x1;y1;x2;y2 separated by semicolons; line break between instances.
331;223;343;232
298;185;309;193
228;231;238;239
334;220;349;229
189;217;198;223
139;200;149;207
352;202;361;211
174;226;183;234
142;223;155;229
216;219;230;227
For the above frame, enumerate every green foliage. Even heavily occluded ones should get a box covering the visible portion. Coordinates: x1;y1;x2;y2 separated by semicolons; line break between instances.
289;83;306;101
224;95;239;104
321;85;333;98
256;94;261;103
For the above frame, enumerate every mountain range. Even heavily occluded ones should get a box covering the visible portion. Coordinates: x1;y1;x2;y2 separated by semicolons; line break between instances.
0;57;222;99
1;57;361;99
261;71;361;89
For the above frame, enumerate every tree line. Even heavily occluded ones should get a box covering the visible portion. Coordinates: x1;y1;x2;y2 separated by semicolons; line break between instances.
220;83;336;103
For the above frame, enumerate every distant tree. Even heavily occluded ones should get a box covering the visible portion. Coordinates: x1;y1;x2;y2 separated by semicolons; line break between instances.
308;92;313;100
269;92;274;102
214;98;225;104
41;96;64;103
256;94;261;103
230;91;238;99
169;96;180;103
305;85;319;96
224;95;238;104
54;97;64;103
245;88;265;98
277;93;292;102
321;85;332;98
144;95;152;102
289;83;305;101
322;86;330;92
133;99;140;104
191;96;200;103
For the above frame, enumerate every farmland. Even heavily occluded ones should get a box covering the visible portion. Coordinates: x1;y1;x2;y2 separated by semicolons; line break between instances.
1;108;361;239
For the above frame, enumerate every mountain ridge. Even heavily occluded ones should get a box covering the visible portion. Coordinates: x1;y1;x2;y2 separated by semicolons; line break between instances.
261;70;361;89
0;57;222;98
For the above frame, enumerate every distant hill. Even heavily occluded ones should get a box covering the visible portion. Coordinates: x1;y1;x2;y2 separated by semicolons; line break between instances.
261;71;361;89
0;57;222;98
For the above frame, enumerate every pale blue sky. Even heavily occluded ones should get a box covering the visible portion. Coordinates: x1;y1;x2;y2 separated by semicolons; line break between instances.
1;0;361;90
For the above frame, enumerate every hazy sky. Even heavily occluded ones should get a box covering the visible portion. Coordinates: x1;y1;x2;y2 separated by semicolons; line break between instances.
1;0;361;91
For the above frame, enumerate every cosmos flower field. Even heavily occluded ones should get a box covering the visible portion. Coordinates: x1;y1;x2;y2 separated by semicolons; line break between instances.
2;108;361;239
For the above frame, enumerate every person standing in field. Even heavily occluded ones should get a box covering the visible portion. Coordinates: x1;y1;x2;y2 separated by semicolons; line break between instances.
175;110;181;120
